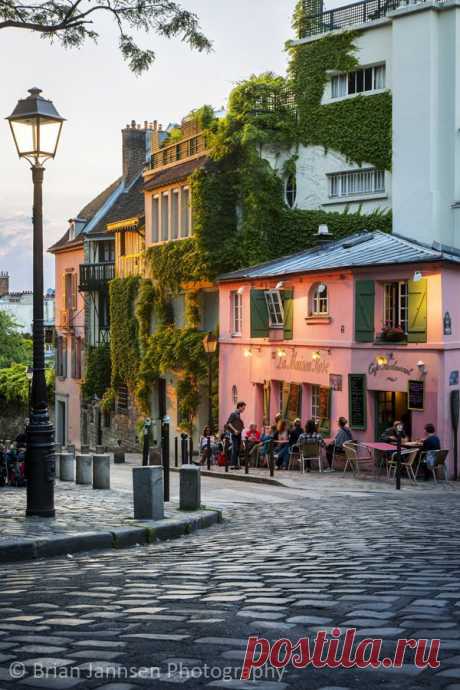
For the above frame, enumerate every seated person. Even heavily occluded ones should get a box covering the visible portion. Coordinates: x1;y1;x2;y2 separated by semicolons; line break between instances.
381;420;407;444
244;423;261;444
420;423;441;479
289;418;303;449
326;417;352;469
274;420;290;470
258;424;274;466
298;419;325;472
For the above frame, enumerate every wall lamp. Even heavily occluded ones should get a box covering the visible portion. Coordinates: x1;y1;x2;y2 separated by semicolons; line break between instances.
277;348;287;359
376;355;388;367
417;360;428;377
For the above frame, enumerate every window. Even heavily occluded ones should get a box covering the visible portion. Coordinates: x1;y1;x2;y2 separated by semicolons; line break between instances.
99;241;114;262
384;282;408;333
152;196;159;243
311;283;328;315
264;290;285;328
311;384;320;422
331;64;385;99
181;187;190;238
161;193;169;241
56;336;67;378
171;190;179;240
329;169;385;199
71;336;82;379
285;174;297;208
231;291;243;335
119;232;126;257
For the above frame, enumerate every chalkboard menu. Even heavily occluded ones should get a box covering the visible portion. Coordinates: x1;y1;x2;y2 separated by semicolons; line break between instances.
348;374;367;430
408;379;424;411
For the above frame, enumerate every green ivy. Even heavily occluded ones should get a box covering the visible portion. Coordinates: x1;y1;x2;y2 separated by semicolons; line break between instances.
81;343;111;400
109;276;141;390
0;363;54;405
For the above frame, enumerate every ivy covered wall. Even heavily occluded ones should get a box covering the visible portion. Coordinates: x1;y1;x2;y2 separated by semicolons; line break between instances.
101;9;392;434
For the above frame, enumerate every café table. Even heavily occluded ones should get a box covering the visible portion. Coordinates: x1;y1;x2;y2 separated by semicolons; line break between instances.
361;442;398;477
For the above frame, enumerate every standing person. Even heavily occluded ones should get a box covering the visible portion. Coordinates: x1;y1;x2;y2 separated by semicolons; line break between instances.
326;417;352;469
227;401;246;470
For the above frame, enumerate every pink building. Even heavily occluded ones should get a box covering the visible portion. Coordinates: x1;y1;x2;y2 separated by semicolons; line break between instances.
218;231;460;476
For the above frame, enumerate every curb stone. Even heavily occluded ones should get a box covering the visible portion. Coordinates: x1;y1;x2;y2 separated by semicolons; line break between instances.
0;508;221;564
170;466;284;487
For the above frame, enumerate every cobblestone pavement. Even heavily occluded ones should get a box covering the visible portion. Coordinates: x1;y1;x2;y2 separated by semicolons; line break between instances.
1;484;460;690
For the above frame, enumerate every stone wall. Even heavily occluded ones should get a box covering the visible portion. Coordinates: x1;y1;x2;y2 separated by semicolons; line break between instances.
81;400;140;452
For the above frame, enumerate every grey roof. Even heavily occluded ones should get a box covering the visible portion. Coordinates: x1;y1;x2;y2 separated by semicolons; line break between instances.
218;231;460;282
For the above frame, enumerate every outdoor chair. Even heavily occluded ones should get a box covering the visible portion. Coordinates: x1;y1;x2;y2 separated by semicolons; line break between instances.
287;443;300;471
416;449;449;482
386;449;419;484
294;439;323;473
343;441;374;477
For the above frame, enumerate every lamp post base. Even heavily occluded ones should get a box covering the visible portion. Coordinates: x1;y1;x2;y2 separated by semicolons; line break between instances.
25;411;56;518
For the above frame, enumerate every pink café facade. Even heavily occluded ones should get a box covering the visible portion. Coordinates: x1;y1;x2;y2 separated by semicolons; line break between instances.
218;231;460;477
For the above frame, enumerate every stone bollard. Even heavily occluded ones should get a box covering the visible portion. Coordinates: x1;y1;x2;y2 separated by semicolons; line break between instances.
179;465;201;511
96;445;106;454
80;444;90;454
114;448;125;464
93;454;110;490
76;454;92;485
59;453;75;482
132;466;164;520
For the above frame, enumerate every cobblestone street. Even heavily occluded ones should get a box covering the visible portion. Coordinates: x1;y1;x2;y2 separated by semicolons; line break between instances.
1;475;460;690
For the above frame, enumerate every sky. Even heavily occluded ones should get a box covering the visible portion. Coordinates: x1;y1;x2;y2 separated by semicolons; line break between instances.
0;0;343;291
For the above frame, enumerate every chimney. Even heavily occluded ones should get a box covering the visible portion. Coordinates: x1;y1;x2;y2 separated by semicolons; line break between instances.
0;272;9;297
314;224;334;246
122;121;152;188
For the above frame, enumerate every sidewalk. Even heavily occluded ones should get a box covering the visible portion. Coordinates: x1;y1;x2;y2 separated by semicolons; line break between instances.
0;476;222;564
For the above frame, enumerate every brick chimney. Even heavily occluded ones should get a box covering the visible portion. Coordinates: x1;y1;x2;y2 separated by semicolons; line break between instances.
0;272;9;297
122;121;152;188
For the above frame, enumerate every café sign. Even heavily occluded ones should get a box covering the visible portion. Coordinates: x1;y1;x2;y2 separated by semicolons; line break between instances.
275;350;330;375
368;353;414;379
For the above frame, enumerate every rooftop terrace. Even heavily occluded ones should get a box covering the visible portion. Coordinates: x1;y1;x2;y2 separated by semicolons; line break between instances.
298;0;446;38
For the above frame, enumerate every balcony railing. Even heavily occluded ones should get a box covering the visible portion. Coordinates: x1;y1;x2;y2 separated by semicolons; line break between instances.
79;262;115;292
116;253;145;279
298;0;446;38
150;132;208;170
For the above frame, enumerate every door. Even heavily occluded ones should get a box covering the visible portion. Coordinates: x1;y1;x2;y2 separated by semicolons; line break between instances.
375;392;411;439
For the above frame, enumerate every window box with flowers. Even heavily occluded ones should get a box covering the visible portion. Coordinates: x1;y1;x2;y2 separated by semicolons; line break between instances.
376;325;407;343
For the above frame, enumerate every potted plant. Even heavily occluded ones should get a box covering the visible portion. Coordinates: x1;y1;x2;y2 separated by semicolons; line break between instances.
379;324;406;342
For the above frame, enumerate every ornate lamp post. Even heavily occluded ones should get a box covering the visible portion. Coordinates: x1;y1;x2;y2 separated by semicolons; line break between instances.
6;88;64;517
202;332;218;430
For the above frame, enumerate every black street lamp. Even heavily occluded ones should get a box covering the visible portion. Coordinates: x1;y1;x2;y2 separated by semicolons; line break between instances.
7;88;65;518
202;332;218;430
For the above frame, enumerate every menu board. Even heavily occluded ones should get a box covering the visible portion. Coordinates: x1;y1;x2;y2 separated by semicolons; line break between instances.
318;387;331;436
348;374;367;430
408;379;424;411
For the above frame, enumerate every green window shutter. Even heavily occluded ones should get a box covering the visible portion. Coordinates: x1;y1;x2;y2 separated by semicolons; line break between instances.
355;280;375;342
250;289;269;338
282;289;294;340
407;278;427;343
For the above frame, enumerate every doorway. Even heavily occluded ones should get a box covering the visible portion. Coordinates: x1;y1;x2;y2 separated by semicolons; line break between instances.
375;391;411;439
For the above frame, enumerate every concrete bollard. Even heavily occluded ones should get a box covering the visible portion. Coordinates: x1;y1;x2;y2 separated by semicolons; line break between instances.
179;465;201;511
76;454;92;485
114;449;125;464
59;453;75;482
93;454;110;490
132;466;164;520
96;445;106;454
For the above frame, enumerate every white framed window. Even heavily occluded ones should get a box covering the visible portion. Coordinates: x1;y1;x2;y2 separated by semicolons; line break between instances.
181;187;190;238
151;196;159;243
285;174;297;208
329;169;385;199
311;384;320;422
331;63;386;99
384;281;408;333
264;290;285;328
171;189;179;240
311;283;328;315
230;291;243;336
161;192;169;241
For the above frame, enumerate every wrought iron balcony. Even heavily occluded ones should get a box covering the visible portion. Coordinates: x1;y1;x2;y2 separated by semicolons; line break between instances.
298;0;445;38
79;262;115;292
150;132;208;170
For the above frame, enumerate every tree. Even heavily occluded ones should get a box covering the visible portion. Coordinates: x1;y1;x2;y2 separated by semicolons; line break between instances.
0;311;32;369
0;0;211;74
